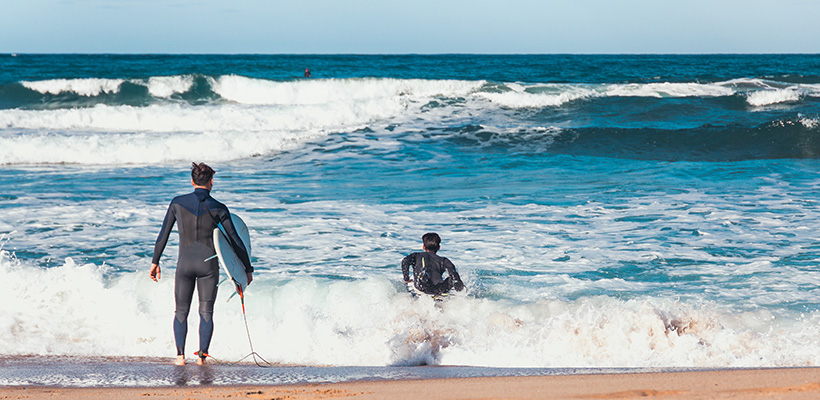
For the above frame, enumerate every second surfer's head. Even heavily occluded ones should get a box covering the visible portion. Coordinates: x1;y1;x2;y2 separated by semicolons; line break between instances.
422;232;441;253
191;162;215;187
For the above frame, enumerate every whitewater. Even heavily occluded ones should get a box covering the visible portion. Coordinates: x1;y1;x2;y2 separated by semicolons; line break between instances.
2;54;820;374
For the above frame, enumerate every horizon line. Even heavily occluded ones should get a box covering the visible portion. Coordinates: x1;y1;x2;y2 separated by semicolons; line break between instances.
4;52;820;57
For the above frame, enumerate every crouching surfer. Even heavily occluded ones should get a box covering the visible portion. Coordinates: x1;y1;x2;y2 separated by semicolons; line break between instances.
149;162;253;366
402;232;465;297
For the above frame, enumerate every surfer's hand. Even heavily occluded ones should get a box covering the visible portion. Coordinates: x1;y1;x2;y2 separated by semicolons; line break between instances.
150;263;161;282
246;272;253;285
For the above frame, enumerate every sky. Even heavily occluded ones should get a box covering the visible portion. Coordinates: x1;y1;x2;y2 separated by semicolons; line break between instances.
2;0;819;54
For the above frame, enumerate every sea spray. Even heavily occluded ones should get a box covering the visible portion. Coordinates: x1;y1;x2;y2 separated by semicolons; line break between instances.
3;250;820;367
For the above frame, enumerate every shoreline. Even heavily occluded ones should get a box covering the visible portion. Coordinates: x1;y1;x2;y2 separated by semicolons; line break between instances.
3;367;820;399
0;355;710;388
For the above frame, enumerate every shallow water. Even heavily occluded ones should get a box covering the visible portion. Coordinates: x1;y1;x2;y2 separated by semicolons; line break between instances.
0;356;689;387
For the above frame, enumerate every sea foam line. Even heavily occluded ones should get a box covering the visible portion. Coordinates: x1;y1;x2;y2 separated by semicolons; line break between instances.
212;75;485;105
1;249;819;368
17;75;820;110
22;78;124;97
746;89;802;107
21;76;198;99
475;80;820;109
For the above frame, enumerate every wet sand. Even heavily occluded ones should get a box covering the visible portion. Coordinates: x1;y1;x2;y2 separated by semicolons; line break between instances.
3;367;820;399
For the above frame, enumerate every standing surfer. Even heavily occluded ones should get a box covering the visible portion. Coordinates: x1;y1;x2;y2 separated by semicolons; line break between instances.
150;162;253;365
402;232;465;296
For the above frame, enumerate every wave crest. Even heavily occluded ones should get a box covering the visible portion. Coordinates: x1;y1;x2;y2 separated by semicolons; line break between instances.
476;82;737;109
22;78;124;97
13;76;820;111
146;75;196;98
606;82;735;98
0;100;398;164
21;75;200;100
213;75;484;105
746;89;802;107
475;84;596;108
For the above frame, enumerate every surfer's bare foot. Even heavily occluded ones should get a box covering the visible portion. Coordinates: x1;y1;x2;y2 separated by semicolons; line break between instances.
197;357;206;366
174;355;185;366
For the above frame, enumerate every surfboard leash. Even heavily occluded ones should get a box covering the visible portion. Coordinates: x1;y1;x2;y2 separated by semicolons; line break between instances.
192;282;274;368
235;283;274;367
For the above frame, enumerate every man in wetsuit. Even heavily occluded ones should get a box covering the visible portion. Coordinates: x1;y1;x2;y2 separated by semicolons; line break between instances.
402;232;465;296
150;162;253;366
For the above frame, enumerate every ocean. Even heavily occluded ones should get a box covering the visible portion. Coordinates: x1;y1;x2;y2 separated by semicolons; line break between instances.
2;54;820;385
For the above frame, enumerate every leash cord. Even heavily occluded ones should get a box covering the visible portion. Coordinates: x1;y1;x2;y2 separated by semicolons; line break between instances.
198;282;274;368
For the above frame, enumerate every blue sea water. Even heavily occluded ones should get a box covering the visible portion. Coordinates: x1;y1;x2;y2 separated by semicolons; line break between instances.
2;54;820;378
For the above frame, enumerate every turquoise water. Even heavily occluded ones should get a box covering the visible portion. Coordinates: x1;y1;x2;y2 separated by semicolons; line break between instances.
1;54;820;370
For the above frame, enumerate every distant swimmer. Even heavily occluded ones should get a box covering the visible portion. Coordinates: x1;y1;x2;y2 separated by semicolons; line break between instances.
304;68;312;78
150;162;253;366
402;232;465;296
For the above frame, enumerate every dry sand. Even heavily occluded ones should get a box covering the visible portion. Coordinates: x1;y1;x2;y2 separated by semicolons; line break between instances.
3;367;820;399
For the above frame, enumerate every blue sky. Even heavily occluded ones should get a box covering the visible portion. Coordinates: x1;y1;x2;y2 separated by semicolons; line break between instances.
3;0;819;54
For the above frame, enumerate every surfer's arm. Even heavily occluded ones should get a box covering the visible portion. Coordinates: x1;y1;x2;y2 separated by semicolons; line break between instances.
444;258;465;291
151;203;176;265
220;211;253;273
401;254;414;282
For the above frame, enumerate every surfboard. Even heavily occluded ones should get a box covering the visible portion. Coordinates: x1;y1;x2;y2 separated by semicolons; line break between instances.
405;281;454;302
213;213;251;297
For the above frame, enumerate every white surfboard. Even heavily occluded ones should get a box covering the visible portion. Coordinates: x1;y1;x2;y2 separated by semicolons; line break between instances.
405;281;459;302
213;213;251;297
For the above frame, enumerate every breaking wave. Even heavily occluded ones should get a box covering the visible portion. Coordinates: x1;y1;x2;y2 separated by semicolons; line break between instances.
2;75;820;164
1;249;818;368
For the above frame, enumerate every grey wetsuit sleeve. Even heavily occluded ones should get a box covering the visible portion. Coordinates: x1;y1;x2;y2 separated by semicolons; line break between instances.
444;257;464;290
152;202;176;265
401;253;415;281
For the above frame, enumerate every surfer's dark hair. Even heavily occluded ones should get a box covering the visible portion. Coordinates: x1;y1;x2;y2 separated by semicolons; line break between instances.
422;232;441;253
191;162;215;186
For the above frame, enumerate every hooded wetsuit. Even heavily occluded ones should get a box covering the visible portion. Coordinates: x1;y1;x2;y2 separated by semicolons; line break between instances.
402;251;464;295
152;188;252;357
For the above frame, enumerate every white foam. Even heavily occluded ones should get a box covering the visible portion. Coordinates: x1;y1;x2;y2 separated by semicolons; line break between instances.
0;97;407;164
0;129;304;165
720;77;775;89
473;79;818;109
474;82;736;109
1;249;819;367
18;75;817;110
22;78;124;96
0;250;171;357
1;77;498;165
746;89;802;107
212;75;484;105
605;82;735;98
20;76;198;99
146;75;195;98
800;116;820;129
3;169;820;367
475;84;596;108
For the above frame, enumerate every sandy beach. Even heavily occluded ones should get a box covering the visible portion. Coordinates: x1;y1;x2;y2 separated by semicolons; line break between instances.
3;368;820;400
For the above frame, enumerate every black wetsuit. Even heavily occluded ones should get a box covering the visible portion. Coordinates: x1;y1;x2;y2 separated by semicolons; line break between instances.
152;188;252;357
401;251;464;295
